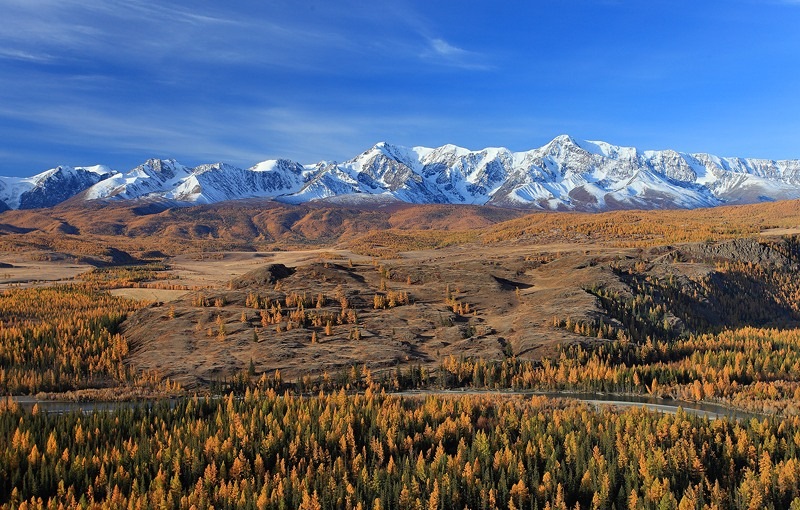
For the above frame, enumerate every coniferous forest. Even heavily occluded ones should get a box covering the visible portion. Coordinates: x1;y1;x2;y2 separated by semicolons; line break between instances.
5;389;800;510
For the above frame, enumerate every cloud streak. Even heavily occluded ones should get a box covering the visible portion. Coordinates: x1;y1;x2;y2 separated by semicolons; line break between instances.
0;49;57;63
420;37;491;70
98;0;244;26
430;38;468;57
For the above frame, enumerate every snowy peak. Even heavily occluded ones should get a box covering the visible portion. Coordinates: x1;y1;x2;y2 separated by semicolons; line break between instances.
0;164;113;210
4;136;800;211
131;159;191;181
84;159;193;201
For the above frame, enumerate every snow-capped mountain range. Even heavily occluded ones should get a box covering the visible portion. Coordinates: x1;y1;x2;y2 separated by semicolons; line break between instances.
3;135;800;212
0;164;113;211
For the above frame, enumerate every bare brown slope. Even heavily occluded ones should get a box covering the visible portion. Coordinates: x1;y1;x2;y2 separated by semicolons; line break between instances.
0;200;525;259
0;198;797;263
481;199;800;246
123;246;611;387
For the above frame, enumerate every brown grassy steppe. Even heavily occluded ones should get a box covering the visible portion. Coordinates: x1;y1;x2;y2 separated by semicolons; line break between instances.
0;198;798;392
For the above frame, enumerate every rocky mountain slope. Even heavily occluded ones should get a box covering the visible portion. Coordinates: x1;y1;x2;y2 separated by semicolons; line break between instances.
0;165;112;211
3;136;800;211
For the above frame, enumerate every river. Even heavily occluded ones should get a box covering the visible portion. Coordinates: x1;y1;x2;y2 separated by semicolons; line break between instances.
8;390;764;421
391;389;764;421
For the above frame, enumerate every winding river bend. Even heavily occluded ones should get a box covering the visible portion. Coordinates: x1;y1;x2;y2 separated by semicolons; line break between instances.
10;391;764;421
397;390;765;421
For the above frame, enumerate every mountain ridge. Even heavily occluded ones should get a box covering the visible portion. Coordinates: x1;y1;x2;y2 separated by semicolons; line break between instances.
3;135;800;211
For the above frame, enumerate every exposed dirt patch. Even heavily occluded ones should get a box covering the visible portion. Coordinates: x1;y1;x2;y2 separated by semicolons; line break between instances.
109;288;189;302
0;257;93;289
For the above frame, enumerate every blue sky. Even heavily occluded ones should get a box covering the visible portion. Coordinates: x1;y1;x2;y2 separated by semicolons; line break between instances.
1;0;799;176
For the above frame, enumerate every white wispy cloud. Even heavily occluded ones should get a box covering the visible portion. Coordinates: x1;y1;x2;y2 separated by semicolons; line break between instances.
0;1;345;72
430;38;467;57
419;36;491;70
0;48;57;63
99;0;243;26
